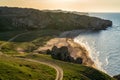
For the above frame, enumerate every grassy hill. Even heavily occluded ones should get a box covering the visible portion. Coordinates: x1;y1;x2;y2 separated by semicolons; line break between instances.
0;54;56;80
24;54;115;80
0;53;115;80
0;30;61;54
0;29;116;80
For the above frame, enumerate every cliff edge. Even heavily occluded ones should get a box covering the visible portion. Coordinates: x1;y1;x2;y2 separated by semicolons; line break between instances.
0;7;112;31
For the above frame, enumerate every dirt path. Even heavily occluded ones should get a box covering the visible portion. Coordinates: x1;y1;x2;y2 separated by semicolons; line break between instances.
23;58;63;80
0;32;64;80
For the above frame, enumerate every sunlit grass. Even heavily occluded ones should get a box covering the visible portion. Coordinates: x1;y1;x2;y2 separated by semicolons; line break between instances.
0;55;56;80
25;54;115;80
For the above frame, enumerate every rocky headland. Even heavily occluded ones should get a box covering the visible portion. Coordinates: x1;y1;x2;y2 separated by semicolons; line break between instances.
0;7;112;31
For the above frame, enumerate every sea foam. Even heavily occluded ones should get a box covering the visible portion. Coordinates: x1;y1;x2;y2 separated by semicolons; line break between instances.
74;37;107;73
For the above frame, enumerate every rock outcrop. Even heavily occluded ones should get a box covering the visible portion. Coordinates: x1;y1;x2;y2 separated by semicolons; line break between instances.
0;7;112;31
37;38;95;68
49;46;83;64
113;74;120;80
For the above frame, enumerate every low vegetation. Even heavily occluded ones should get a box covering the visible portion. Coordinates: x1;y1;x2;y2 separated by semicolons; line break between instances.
0;55;56;80
0;30;61;54
0;29;116;80
113;74;120;80
25;54;115;80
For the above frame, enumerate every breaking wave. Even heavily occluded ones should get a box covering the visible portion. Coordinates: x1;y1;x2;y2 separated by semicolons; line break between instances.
74;37;107;73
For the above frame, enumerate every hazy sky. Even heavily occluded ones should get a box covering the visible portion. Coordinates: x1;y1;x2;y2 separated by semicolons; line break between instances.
0;0;120;12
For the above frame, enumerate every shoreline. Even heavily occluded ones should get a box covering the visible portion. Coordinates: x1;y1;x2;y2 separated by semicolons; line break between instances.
74;37;104;71
37;37;96;68
65;30;107;71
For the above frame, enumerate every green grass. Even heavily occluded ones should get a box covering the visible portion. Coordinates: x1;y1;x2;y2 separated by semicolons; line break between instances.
25;54;116;80
0;31;27;41
12;29;61;42
0;41;19;54
0;29;116;80
0;30;60;42
0;55;56;80
0;30;61;54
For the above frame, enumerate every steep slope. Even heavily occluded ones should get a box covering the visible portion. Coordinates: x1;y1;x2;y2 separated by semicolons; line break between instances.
0;7;112;31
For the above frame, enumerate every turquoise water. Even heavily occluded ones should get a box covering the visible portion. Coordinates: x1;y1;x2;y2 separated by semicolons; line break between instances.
75;13;120;76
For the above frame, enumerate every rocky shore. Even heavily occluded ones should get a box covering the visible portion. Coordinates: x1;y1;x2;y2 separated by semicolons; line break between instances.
114;74;120;80
37;38;95;68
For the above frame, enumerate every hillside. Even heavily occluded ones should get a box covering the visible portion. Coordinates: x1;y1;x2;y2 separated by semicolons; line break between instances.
25;54;115;80
0;30;61;54
0;7;116;80
0;30;116;80
0;53;116;80
0;7;112;31
0;54;56;80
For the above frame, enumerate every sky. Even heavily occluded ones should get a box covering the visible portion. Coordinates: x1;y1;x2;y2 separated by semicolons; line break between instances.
0;0;120;12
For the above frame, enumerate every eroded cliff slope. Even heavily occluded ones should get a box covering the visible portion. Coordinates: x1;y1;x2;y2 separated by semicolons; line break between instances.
0;7;112;31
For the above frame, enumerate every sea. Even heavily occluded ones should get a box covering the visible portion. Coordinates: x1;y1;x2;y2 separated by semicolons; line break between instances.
74;13;120;76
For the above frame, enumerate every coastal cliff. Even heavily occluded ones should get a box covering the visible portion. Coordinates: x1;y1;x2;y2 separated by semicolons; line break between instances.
0;7;116;80
0;7;112;31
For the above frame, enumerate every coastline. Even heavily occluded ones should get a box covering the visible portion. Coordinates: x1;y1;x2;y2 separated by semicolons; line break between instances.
0;7;116;80
37;31;97;68
60;30;111;73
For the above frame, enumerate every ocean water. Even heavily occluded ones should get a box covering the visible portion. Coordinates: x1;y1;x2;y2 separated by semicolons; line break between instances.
74;13;120;76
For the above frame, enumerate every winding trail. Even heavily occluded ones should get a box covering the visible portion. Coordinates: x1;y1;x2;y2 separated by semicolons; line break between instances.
23;58;63;80
0;32;64;80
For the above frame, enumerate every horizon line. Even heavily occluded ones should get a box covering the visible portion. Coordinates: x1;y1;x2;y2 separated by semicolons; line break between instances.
1;6;120;13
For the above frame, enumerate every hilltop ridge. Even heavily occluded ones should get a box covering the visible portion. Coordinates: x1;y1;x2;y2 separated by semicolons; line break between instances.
0;7;112;31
